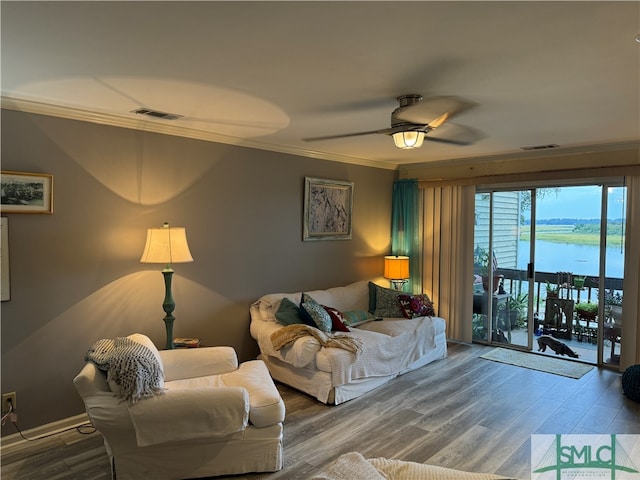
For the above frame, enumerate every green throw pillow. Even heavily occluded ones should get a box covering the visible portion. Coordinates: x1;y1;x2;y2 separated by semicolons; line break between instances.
275;297;305;326
368;281;377;313
370;282;405;318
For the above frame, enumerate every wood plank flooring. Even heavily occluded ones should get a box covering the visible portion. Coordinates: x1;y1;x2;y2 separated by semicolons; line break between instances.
2;342;639;479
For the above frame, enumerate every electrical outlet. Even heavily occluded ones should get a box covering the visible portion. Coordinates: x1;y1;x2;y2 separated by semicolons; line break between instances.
2;392;17;414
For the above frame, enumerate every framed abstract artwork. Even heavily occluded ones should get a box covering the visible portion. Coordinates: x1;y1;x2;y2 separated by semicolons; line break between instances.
1;171;53;214
303;177;353;241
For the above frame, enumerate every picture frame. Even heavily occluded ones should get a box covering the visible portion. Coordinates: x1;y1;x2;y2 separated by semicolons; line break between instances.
303;177;353;241
1;171;53;214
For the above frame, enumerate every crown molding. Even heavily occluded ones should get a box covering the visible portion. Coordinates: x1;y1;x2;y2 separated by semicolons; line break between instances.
403;140;640;171
1;96;398;171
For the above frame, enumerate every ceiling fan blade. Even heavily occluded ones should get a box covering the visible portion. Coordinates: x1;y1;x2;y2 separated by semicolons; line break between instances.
396;96;476;125
424;123;484;146
303;128;391;142
423;135;473;146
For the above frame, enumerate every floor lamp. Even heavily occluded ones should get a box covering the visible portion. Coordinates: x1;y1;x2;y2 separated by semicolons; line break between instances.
140;222;193;349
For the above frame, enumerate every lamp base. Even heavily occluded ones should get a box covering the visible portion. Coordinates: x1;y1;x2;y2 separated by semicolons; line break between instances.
162;269;176;350
164;315;175;350
390;279;408;291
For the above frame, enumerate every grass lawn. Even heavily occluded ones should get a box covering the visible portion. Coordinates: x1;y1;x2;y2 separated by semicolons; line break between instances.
520;225;625;247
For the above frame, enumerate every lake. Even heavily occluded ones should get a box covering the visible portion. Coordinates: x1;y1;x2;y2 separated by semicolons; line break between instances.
518;240;625;279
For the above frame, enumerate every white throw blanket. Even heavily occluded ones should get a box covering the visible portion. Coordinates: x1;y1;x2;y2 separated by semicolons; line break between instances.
311;452;386;480
325;317;437;387
312;452;518;480
85;337;164;404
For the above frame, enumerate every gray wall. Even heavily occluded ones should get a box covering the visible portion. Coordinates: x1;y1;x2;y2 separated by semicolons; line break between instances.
1;109;396;433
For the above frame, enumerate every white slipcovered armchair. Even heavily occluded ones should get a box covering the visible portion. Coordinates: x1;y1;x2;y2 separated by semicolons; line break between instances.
73;334;285;480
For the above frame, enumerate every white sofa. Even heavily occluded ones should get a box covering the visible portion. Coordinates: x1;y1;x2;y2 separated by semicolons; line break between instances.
74;334;285;480
250;280;447;405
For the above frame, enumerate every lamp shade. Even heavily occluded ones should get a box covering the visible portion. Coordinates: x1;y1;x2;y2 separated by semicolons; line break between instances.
384;256;409;280
140;223;193;265
392;131;424;149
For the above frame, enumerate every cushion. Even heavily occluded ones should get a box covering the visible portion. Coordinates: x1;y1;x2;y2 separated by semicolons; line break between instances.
220;360;286;427
302;301;334;333
300;293;333;332
369;282;405;318
398;294;436;318
368;281;377;313
253;280;369;323
342;310;375;327
275;297;305;326
298;293;320;327
323;306;350;332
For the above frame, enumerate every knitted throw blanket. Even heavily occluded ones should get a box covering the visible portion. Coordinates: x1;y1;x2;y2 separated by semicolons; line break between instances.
86;337;164;404
271;324;364;356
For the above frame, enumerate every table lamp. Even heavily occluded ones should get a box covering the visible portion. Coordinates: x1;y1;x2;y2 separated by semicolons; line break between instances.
140;222;193;349
384;255;410;291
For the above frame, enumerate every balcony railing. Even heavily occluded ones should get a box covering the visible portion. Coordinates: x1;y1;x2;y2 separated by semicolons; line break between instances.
473;267;623;364
494;267;623;314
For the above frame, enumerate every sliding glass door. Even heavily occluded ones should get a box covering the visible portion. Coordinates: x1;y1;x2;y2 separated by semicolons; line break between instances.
472;182;626;367
472;190;534;348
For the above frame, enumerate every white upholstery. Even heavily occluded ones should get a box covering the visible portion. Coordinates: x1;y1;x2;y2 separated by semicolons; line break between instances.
74;337;285;480
250;281;447;404
312;452;518;480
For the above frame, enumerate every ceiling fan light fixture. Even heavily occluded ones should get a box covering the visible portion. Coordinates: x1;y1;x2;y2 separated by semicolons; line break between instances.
392;131;425;149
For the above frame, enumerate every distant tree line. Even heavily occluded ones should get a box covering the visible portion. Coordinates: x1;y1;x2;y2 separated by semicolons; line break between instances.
523;218;625;226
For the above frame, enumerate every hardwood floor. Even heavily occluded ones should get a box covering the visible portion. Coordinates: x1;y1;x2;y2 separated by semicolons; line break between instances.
2;342;639;479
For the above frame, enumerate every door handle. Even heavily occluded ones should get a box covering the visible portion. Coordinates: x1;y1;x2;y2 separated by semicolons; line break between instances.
527;263;534;280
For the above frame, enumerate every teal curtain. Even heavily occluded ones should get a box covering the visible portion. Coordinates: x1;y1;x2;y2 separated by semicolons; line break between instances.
391;179;420;293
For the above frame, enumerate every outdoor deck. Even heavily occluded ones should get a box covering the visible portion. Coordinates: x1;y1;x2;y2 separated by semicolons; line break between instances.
473;268;623;366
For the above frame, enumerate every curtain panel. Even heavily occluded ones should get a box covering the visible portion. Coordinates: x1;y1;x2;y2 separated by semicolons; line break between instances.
621;175;640;370
391;179;421;294
420;184;475;342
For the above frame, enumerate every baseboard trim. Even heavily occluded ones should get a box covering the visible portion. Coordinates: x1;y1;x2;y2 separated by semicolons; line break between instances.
0;413;90;450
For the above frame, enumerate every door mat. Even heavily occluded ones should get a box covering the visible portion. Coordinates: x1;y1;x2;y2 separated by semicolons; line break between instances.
480;347;594;379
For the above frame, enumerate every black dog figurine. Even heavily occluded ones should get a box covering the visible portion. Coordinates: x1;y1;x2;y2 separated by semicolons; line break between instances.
537;335;579;358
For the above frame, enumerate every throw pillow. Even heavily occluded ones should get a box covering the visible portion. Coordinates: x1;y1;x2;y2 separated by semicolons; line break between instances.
298;293;321;327
275;297;305;326
323;306;350;332
398;294;436;318
301;301;333;333
368;281;377;313
342;310;375;327
369;282;405;318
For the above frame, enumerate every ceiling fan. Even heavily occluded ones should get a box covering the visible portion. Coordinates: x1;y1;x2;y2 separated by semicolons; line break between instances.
304;94;480;149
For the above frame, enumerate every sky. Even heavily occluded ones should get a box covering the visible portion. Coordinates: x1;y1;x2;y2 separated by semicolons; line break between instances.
535;185;626;220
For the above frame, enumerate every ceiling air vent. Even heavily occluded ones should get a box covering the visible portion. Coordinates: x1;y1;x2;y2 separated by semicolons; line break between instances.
132;108;183;120
521;144;559;151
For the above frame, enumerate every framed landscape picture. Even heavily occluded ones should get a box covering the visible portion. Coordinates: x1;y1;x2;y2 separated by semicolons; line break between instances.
0;171;53;214
303;177;353;241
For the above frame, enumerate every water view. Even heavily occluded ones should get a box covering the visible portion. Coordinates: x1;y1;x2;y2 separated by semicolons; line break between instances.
518;240;625;279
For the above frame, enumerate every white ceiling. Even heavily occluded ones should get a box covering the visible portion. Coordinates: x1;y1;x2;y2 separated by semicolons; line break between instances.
2;1;639;170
